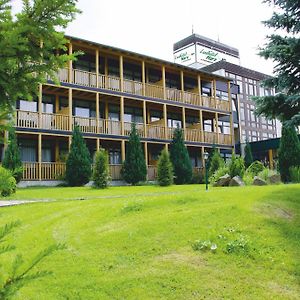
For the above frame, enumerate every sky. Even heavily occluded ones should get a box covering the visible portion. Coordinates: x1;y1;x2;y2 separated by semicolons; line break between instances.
11;0;276;75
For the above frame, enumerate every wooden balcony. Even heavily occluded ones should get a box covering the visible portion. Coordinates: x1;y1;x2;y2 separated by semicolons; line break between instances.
185;128;202;143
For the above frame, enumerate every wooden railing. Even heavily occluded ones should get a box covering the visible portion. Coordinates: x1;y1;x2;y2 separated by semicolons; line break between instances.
109;164;122;180
185;128;202;142
46;68;68;83
16;111;39;129
203;131;218;144
98;74;121;91
182;91;201;106
73;116;97;134
216;99;230;111
123;79;143;96
202;96;215;109
41;162;66;180
166;87;182;102
219;133;232;145
73;69;97;87
146;124;165;140
147;165;157;181
145;83;164;99
22;162;39;181
124;122;145;137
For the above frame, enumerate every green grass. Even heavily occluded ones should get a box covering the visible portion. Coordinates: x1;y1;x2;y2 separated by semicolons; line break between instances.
1;184;300;299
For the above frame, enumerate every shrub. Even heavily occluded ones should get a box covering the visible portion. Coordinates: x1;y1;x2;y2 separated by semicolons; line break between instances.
92;149;110;188
191;169;204;184
246;161;265;176
229;154;245;178
278;124;300;182
258;168;278;182
66;125;92;186
157;149;173;186
209;164;229;184
170;128;192;184
289;166;300;183
122;123;147;185
0;166;16;197
244;141;253;168
2;128;23;183
209;148;224;177
242;172;254;186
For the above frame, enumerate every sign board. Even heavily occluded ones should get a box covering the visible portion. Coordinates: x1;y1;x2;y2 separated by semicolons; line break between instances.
174;45;196;66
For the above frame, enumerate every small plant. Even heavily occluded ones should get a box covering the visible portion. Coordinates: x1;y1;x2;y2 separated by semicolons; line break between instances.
92;148;110;188
0;166;16;197
289;166;300;183
157;149;173;186
192;240;212;252
242;172;254;186
209;164;229;184
246;161;265;176
226;235;249;254
258;168;278;182
229;153;245;178
209;148;224;178
121;202;143;214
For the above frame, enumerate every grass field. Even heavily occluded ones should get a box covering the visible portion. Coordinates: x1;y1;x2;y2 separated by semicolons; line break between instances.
1;184;300;299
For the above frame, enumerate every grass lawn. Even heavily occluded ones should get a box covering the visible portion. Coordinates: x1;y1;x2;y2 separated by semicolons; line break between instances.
1;184;300;299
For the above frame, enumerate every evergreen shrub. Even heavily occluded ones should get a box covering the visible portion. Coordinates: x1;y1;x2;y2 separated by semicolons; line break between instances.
93;149;110;188
157;149;173;186
246;161;265;176
229;154;245;178
0;166;16;197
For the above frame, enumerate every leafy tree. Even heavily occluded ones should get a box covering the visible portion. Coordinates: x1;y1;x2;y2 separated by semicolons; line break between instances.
157;149;173;186
122;123;147;185
2;128;23;183
244;141;254;168
229;153;245;178
170;128;192;184
208;148;224;177
0;0;81;131
254;0;300;126
66;125;92;186
0;166;16;197
278;123;300;182
92;148;110;188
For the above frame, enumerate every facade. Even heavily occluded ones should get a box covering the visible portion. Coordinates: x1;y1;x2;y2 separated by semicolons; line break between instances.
1;36;236;182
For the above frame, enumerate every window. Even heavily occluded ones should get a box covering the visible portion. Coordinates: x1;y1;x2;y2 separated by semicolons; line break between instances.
216;90;228;101
109;149;121;165
18;100;37;112
168;113;182;128
204;119;213;132
124;107;143;123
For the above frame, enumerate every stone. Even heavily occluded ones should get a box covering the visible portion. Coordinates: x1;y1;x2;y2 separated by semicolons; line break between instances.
214;174;231;187
268;174;281;184
229;176;245;186
253;176;267;186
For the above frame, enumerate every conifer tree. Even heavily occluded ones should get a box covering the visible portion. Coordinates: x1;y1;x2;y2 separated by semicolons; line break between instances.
157;149;173;186
244;141;254;168
92;148;110;188
2;128;23;183
208;148;224;178
122;123;147;185
278;123;300;182
66;125;92;186
169;128;192;184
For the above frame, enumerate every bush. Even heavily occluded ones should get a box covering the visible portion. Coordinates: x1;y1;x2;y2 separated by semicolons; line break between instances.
66;125;92;186
92;149;110;188
209;148;224;178
242;172;254;186
289;166;300;183
0;166;16;197
209;164;229;184
191;170;204;184
258;168;278;182
246;161;265;176
157;149;173;186
244;141;253;168
170;128;192;184
229;154;245;178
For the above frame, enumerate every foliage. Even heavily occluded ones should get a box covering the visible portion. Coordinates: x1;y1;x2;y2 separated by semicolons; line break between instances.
258;168;278;182
209;164;229;184
192;240;215;252
2;128;23;183
92;149;110;189
244;141;253;168
122;123;147;185
157;149;173;186
254;0;300;126
0;166;16;197
225;235;249;254
191;170;204;184
208;148;224;177
278;123;300;182
289;166;300;183
0;220;65;299
66;125;92;186
169;128;192;184
229;154;245;178
0;0;81;129
246;161;265;176
243;172;254;186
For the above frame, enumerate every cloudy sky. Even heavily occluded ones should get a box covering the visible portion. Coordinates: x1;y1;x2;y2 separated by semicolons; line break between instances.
12;0;276;75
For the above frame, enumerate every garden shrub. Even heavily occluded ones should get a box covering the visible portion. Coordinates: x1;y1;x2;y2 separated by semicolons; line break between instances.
209;164;229;184
246;161;265;176
258;168;278;182
229;154;245;178
244;141;253;168
191;170;204;184
0;166;16;197
92;148;110;188
242;172;254;186
289;166;300;183
157;149;173;186
208;148;224;178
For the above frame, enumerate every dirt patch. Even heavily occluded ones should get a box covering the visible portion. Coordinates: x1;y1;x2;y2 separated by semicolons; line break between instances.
256;204;293;220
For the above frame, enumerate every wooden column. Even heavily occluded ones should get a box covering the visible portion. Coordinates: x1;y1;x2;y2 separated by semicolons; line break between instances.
163;104;167;139
144;142;148;166
142;61;146;96
180;70;184;101
55;141;59;162
268;149;274;169
68;88;72;131
215;112;219;144
55;95;59;113
213;79;217;108
96;138;100;151
162;66;166;100
198;74;202;106
120;97;124;135
38;134;42;181
119;55;123;92
201;146;205;168
68;136;72;150
143;100;147;137
38;84;42;128
68;42;73;83
182;107;186;140
228;81;234;148
96;93;100;133
95;49;99;88
121;140;125;162
199;110;204;142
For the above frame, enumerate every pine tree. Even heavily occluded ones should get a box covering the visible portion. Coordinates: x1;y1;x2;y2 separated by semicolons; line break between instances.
66;125;92;186
122;123;147;185
157;149;173;186
254;0;300;127
2;128;23;183
278;123;300;182
244;141;254;168
92;148;110;188
169;128;192;184
208;148;224;178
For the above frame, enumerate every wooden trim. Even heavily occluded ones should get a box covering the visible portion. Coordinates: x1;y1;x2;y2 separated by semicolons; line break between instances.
121;140;125;162
120;96;124;135
68;43;73;83
119;55;123;92
95;49;99;88
68;88;73;131
38;134;42;181
143;100;147;137
162;66;166;100
142;61;146;96
96;93;100;133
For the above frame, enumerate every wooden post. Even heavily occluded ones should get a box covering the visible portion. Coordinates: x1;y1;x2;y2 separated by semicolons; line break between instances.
215;112;219;144
163;104;167;139
68;136;72;150
55;95;59;113
199;110;204;142
68;88;72;131
268;149;274;169
143;100;147;137
182;107;186;140
96;49;99;88
120;96;124;135
96;93;100;133
121;140;125;162
68;42;73;83
180;70;184;102
119;55;123;92
228;81;234;148
38;134;42;181
162;66;166;100
142;61;146;96
201;146;205;168
144;142;148;166
96;138;100;151
213;79;217;108
38;84;42;128
198;74;202;106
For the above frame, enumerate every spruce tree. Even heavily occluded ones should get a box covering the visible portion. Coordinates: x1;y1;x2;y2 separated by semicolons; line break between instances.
92;148;110;188
66;125;92;186
157;149;173;186
278;123;300;182
122;123;147;185
169;128;192;184
2;128;23;183
208;148;224;178
244;141;254;168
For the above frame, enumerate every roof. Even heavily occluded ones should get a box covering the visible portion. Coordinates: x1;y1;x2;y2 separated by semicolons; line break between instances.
201;60;271;80
65;35;230;82
173;34;239;58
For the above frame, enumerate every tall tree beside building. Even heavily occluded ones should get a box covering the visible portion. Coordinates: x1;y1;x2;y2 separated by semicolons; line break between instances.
0;0;80;129
157;149;173;186
2;128;23;183
66;125;92;186
122;123;147;185
254;0;300;127
244;141;254;168
170;128;192;184
278;124;300;182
